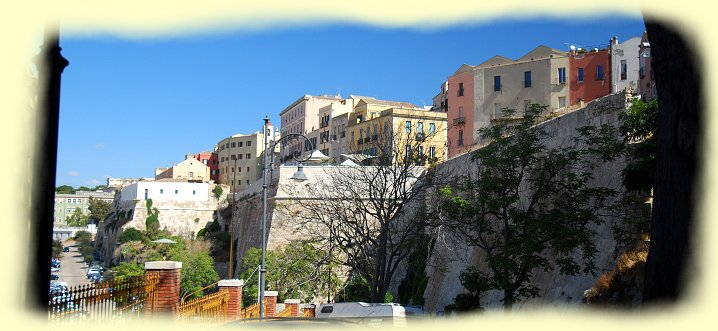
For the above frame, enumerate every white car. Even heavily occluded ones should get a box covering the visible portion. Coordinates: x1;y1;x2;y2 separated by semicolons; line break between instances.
50;267;60;273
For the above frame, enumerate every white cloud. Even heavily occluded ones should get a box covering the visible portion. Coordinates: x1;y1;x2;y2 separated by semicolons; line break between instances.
67;171;80;177
86;179;101;185
95;143;107;149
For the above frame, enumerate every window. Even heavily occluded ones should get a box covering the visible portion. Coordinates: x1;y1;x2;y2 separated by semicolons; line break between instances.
558;96;567;109
596;65;604;80
144;189;148;200
238;167;242;172
417;145;424;157
238;142;243;147
203;159;208;165
231;167;234;172
247;141;252;147
458;130;464;146
160;189;164;194
231;142;235;148
405;145;412;159
458;82;464;96
417;122;424;133
429;146;436;159
524;71;532;88
577;67;584;82
231;155;236;160
429;123;436;134
247;167;250;172
175;190;178;194
192;190;196;195
458;106;464;118
558;67;566;84
246;153;251;159
225;143;229;148
493;76;501;91
620;60;627;80
405;121;411;133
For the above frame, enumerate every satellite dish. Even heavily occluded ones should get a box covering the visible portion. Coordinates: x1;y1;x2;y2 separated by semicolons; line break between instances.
569;45;576;51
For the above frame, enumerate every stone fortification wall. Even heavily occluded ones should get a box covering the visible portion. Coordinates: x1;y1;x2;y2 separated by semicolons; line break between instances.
422;91;632;312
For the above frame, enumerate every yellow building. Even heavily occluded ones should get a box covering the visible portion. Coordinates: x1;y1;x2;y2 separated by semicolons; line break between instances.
155;156;211;182
346;97;447;165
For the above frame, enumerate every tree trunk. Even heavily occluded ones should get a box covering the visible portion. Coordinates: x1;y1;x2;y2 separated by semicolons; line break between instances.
642;21;702;303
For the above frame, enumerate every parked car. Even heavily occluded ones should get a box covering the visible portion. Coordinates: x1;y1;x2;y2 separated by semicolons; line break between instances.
50;274;59;280
50;266;59;273
63;246;70;252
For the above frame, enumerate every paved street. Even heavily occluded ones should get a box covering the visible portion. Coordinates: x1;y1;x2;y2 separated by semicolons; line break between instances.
57;240;91;288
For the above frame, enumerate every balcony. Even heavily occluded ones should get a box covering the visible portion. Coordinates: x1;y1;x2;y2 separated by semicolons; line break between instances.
453;117;465;126
415;132;426;141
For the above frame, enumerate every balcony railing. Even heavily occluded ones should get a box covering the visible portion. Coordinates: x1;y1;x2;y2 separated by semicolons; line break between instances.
415;132;426;141
453;117;465;126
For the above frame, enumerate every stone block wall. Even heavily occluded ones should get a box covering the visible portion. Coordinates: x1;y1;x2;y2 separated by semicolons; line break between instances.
422;91;631;312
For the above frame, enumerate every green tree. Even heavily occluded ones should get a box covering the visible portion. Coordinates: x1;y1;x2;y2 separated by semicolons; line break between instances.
88;197;112;224
213;185;223;200
66;207;89;227
109;261;145;282
56;185;75;194
437;104;624;310
93;185;108;191
78;186;91;192
620;98;658;192
238;241;338;306
118;227;144;243
145;199;160;239
178;250;220;300
52;239;63;258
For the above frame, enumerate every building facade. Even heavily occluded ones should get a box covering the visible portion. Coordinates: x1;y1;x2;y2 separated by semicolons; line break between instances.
194;151;219;183
216;123;279;194
279;95;348;162
609;36;642;95
637;32;656;102
569;48;611;106
346;97;447;165
54;191;115;224
444;46;569;158
155;156;211;182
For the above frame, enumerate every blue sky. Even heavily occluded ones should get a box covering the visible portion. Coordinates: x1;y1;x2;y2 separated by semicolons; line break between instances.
56;16;646;188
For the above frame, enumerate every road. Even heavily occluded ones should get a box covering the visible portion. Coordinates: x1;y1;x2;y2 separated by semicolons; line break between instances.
57;240;91;288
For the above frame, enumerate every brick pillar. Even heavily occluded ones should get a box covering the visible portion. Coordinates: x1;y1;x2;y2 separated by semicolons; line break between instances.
218;279;244;321
303;304;315;318
145;261;182;315
284;299;300;317
264;291;278;317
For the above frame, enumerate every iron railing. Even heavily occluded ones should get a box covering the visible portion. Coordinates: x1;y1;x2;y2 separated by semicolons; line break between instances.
49;272;160;325
242;303;260;319
177;288;229;323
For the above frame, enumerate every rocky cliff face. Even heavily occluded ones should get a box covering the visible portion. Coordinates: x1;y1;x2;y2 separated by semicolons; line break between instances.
422;92;632;312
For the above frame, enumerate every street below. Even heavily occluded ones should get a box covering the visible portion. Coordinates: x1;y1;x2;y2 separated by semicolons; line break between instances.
57;240;91;288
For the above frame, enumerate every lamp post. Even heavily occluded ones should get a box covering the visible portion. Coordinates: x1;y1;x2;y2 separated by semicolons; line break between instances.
259;116;314;319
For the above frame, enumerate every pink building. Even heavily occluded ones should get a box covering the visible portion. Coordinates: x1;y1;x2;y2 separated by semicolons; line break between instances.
195;151;218;182
446;66;476;158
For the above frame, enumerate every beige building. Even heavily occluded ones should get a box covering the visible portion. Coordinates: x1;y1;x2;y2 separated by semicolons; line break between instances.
279;94;349;161
155;155;211;182
315;100;354;162
216;123;279;194
346;97;447;165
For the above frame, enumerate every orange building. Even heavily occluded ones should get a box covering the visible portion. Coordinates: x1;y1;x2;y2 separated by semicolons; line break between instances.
569;48;611;106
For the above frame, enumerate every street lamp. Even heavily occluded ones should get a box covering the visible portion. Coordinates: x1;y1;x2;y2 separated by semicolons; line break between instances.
259;116;315;319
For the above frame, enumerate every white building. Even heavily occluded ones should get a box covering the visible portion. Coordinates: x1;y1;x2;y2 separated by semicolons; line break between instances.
609;36;642;94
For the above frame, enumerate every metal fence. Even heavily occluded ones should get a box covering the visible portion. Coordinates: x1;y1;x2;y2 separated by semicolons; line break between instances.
242;303;260;319
177;289;230;324
49;272;160;325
